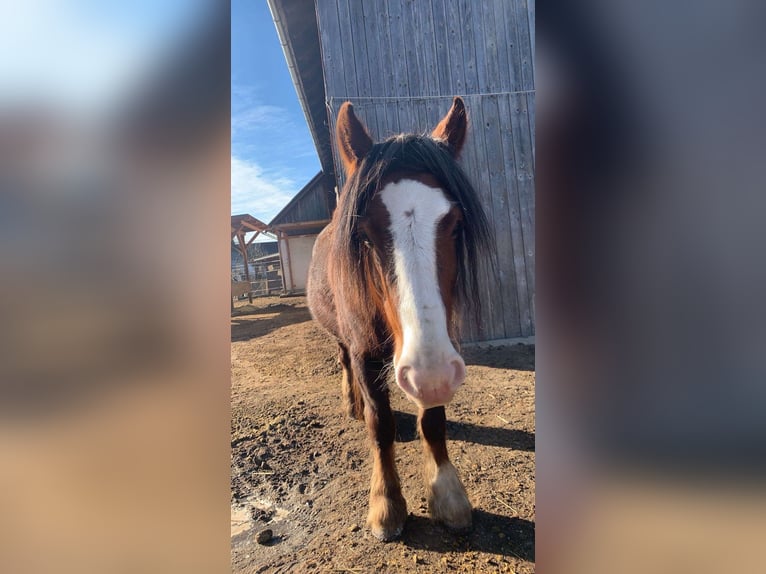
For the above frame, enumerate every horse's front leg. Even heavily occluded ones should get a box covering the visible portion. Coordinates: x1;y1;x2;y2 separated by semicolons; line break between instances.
338;343;363;420
354;356;407;541
419;406;472;531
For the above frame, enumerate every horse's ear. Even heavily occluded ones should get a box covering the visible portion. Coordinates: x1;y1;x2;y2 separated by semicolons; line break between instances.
432;96;468;157
336;102;373;177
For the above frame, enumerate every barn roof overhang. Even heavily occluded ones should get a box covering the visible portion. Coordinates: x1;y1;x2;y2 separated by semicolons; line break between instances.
270;219;329;231
270;220;330;239
267;0;335;179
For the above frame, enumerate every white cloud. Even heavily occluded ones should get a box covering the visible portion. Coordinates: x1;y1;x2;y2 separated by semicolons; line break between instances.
231;104;289;136
231;155;297;223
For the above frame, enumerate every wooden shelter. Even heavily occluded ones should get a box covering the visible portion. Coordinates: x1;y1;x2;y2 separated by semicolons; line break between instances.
268;0;535;341
231;214;272;304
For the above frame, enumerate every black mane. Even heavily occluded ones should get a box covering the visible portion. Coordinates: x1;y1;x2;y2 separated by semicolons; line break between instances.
331;133;494;330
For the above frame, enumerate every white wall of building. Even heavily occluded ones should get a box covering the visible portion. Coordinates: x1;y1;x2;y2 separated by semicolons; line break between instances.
279;234;318;293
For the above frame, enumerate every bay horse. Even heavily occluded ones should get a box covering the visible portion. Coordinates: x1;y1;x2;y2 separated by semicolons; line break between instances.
307;97;492;541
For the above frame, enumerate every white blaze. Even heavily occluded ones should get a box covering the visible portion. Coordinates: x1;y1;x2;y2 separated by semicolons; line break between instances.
380;180;456;374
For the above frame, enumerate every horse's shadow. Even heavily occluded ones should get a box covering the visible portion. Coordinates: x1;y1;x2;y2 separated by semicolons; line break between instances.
462;343;535;371
231;302;298;317
231;304;312;342
394;411;535;451
401;509;535;562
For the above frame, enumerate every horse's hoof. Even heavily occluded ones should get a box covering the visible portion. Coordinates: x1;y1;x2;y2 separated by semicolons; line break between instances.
427;464;473;532
429;490;473;532
370;523;403;542
442;515;473;534
432;502;473;533
367;494;407;542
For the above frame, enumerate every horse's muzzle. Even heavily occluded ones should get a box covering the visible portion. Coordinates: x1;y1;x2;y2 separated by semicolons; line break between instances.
395;355;466;409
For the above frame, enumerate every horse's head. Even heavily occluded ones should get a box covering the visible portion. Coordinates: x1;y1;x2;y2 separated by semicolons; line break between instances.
333;98;491;409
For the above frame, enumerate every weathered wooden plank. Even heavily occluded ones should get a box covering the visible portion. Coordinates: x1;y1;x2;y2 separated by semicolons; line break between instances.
527;0;535;83
402;0;423;98
527;91;535;167
498;96;531;336
510;93;535;333
465;94;504;341
407;100;421;136
402;0;422;96
477;0;499;93
350;0;373;100
419;98;432;134
384;100;400;137
315;0;345;100
424;96;440;135
369;0;395;98
510;0;534;91
483;95;522;338
374;0;403;134
418;6;435;97
304;196;313;221
315;1;347;182
374;102;388;142
396;99;413;140
418;0;446;97
472;96;507;339
354;100;380;146
444;0;465;95
295;198;306;223
386;0;410;97
490;0;513;93
430;0;450;95
335;0;359;98
459;0;480;94
501;0;524;93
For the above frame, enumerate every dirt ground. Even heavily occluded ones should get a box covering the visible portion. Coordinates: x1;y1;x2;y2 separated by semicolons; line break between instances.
231;296;535;573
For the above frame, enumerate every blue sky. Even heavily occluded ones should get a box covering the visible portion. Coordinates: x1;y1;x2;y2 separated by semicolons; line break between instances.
231;0;320;225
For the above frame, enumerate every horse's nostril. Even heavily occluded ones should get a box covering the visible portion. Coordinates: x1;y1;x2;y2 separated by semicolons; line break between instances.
396;366;417;396
451;358;466;386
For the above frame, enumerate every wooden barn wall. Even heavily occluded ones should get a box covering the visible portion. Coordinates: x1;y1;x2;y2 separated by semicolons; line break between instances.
272;175;336;226
315;0;535;341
